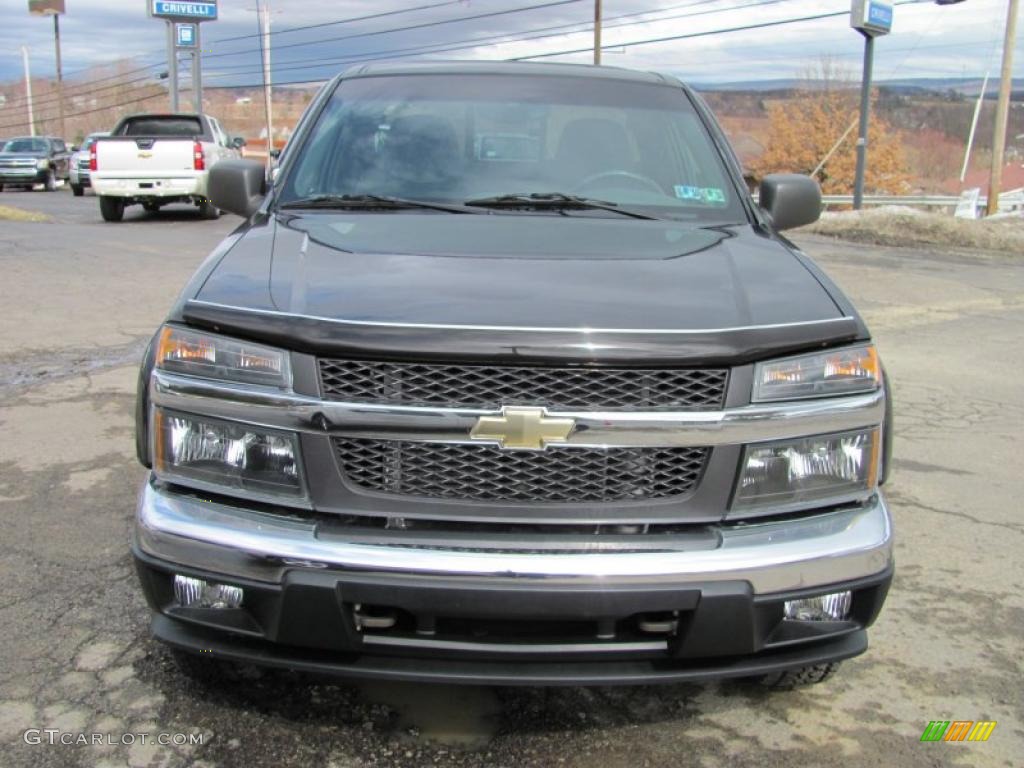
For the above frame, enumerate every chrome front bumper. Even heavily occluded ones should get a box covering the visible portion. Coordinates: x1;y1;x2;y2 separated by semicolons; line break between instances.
135;480;893;594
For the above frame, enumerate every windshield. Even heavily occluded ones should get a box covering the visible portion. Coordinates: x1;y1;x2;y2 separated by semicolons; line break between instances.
118;116;203;137
3;138;48;153
279;74;745;223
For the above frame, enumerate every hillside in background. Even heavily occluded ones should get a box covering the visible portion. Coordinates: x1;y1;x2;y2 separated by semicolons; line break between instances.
1;64;1021;195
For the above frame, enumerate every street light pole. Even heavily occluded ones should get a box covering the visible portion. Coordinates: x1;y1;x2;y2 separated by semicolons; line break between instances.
260;0;274;160
21;46;35;136
53;13;65;138
593;0;602;65
986;0;1020;217
852;31;874;210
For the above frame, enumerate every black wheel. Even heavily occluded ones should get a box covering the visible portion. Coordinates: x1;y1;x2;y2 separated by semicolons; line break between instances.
143;200;161;213
0;184;4;192
98;196;125;222
198;198;220;220
756;662;841;690
71;184;84;197
44;169;57;192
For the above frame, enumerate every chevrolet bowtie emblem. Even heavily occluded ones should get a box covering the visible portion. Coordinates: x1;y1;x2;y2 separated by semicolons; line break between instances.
469;406;575;450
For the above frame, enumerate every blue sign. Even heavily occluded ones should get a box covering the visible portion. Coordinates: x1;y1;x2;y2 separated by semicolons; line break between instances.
867;2;893;30
176;23;196;46
851;0;892;36
152;1;217;20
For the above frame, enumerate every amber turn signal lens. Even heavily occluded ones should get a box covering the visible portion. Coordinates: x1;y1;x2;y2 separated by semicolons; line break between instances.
754;344;881;401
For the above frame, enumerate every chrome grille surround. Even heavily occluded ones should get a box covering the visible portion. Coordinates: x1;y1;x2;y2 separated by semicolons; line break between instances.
333;438;709;503
318;359;728;411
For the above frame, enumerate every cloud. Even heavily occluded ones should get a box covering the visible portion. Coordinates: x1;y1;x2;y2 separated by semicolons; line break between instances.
1;0;1020;86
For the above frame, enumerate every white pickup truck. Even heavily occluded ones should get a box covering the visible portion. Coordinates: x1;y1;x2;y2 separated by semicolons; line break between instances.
90;113;244;222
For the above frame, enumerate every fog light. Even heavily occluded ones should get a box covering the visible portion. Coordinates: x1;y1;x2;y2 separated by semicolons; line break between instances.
784;590;852;621
173;575;244;609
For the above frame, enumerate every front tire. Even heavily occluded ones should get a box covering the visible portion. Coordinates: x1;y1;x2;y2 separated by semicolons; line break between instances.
756;662;841;690
99;196;125;222
44;169;57;192
71;184;84;197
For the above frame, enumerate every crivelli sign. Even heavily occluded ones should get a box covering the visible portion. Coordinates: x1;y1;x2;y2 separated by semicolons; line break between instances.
149;0;217;21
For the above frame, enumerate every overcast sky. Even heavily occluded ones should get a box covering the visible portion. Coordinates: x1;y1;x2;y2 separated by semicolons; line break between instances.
2;0;1021;87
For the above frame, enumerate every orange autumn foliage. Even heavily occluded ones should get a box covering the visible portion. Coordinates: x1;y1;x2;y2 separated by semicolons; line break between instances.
753;88;910;195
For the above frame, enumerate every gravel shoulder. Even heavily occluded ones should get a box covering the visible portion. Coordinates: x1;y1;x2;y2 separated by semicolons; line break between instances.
797;206;1024;254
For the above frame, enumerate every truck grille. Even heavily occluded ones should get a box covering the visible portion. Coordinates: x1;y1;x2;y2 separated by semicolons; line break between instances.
333;439;709;503
318;360;728;410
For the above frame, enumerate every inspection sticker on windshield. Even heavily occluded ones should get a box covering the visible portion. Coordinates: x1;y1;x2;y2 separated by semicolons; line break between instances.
674;185;726;205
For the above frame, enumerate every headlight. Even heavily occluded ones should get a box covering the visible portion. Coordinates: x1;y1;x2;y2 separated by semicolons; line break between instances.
753;344;880;402
156;325;291;388
36;159;50;170
153;409;307;502
733;428;879;511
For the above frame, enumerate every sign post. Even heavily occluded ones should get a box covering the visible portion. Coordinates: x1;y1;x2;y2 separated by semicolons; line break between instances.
148;0;217;114
28;0;66;139
850;0;892;210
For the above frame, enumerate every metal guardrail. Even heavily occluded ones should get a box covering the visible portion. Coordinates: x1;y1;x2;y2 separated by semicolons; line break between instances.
820;190;1024;214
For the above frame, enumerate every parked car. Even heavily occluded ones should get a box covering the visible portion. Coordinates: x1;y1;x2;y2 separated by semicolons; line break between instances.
91;113;244;221
0;136;70;191
133;61;893;688
69;131;109;196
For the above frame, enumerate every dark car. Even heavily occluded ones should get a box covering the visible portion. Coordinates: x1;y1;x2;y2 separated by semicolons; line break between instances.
133;62;893;688
69;131;109;196
0;136;70;191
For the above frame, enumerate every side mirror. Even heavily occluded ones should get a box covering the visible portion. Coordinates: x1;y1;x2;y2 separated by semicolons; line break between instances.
208;159;267;218
269;148;281;160
231;135;247;149
758;174;822;231
70;145;80;152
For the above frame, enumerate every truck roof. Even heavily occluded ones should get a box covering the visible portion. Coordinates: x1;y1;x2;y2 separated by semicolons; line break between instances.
340;60;678;87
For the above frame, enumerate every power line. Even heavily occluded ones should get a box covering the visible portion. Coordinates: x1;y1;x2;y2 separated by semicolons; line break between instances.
199;0;785;76
2;70;162;111
0;90;166;131
512;0;934;60
202;0;585;60
208;0;468;44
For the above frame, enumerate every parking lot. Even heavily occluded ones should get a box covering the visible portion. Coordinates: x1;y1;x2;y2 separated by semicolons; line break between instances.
0;186;1021;768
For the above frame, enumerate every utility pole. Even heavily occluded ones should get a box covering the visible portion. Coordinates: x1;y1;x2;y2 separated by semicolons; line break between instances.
21;46;35;136
260;0;274;159
53;14;65;138
593;0;602;65
986;0;1020;217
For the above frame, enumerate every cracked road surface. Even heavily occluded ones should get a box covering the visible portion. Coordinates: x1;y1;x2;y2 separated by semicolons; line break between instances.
1;190;1021;767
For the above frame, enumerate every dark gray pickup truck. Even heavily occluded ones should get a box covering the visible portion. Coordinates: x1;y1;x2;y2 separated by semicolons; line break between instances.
133;61;893;688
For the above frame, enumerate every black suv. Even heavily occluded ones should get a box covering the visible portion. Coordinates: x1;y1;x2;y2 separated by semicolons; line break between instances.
0;136;70;191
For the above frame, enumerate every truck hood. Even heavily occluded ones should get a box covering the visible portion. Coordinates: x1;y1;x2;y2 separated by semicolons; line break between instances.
0;151;46;159
185;213;860;364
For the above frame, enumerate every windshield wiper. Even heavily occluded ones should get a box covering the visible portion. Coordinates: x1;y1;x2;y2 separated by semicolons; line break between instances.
463;192;657;220
280;194;475;214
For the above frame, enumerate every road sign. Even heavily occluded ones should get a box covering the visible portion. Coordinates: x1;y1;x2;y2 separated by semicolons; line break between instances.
28;0;65;14
176;23;196;47
150;0;217;21
851;0;893;36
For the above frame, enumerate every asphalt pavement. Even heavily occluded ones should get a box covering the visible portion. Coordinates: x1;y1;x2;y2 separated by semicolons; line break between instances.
0;186;1021;768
